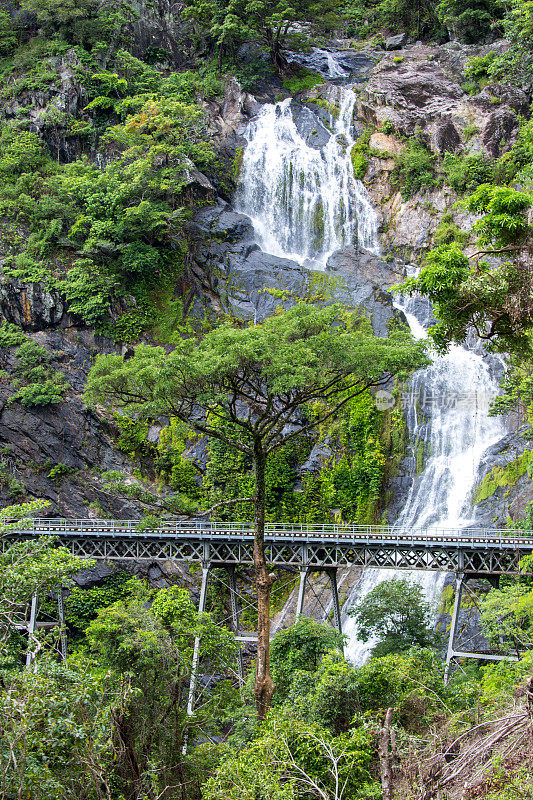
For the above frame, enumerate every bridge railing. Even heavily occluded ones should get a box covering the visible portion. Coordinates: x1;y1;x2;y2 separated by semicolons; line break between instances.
9;518;533;548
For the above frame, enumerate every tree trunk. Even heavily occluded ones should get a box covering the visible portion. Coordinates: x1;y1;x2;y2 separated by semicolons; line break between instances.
253;441;275;721
265;25;289;75
379;707;394;800
269;41;289;75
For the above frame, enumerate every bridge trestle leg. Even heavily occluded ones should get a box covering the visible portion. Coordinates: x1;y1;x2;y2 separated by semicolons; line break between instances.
444;573;465;685
326;568;344;653
57;588;67;662
186;563;210;717
296;568;309;618
25;593;38;669
227;566;244;686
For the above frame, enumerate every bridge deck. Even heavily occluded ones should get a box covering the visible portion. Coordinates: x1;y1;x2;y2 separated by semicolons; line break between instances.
4;519;533;574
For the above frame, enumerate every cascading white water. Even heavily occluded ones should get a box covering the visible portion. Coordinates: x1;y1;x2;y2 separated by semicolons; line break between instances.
235;54;507;664
342;294;506;663
235;88;379;266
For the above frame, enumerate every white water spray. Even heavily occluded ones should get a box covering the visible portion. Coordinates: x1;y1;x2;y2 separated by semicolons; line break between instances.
235;88;379;266
235;54;507;663
342;293;506;663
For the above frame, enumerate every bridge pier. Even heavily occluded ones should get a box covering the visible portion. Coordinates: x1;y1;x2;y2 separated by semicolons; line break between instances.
444;573;464;684
22;590;67;669
444;572;517;684
227;566;245;685
296;568;308;617
186;564;210;717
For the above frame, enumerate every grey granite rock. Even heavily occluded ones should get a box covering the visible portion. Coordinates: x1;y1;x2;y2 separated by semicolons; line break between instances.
385;34;407;51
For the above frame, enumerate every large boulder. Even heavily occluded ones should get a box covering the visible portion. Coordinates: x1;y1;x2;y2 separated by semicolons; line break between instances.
385;34;407;51
434;120;462;154
325;246;403;336
292;104;331;149
287;48;374;83
470;83;529;116
192;200;255;241
189;203;403;336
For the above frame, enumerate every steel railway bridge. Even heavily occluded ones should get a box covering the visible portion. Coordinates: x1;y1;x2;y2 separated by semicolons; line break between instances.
7;519;533;684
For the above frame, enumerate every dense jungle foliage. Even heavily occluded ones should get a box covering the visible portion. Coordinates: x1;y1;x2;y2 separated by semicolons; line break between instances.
2;0;533;798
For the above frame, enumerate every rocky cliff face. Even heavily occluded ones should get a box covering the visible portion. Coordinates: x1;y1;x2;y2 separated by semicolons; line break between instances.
355;41;525;260
0;32;529;527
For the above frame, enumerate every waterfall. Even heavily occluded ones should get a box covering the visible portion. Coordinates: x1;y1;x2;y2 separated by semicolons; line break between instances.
235;54;507;664
342;293;506;663
235;87;379;267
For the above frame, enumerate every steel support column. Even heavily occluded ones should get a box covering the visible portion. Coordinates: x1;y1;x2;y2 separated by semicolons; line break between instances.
25;593;38;668
186;564;210;716
296;569;309;617
57;588;67;662
444;573;465;684
326;568;344;652
227;566;244;685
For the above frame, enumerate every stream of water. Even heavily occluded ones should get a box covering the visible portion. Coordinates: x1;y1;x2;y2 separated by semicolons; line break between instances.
235;64;507;663
235;87;379;267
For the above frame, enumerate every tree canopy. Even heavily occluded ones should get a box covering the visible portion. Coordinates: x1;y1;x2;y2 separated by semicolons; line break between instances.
349;578;440;658
395;185;533;356
86;301;428;719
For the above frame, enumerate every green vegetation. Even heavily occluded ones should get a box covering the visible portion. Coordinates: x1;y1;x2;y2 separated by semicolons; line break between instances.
2;2;533;799
391;140;437;199
85;301;428;720
349;578;440;657
2;499;533;798
395;185;533;355
9;340;68;407
282;73;325;94
443;153;493;193
474;450;533;503
351;128;372;181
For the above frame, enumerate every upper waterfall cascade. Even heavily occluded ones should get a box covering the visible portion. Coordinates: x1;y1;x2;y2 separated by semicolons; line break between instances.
235;55;508;664
235;87;379;267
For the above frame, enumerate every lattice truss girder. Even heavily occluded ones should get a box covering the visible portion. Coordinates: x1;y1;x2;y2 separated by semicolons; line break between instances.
26;535;527;575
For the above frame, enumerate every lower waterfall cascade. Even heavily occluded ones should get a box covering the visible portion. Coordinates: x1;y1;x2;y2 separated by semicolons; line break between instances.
342;293;506;663
235;61;508;664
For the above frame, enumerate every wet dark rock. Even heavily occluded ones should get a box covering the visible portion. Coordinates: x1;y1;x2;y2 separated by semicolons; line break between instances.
0;279;69;330
482;108;519;158
299;440;333;476
434;120;462;154
385;34;407;51
472;429;533;527
292;104;331;149
192;201;254;241
189;202;402;337
73;561;117;587
219;78;260;130
325;245;402;294
287;48;375;84
236;42;269;64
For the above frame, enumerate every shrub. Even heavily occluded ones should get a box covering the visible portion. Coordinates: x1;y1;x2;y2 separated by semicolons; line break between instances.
10;378;67;407
464;51;498;83
282;73;325;94
0;322;26;349
8;340;68;407
443;153;493;193
392;143;436;198
351;128;372;181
